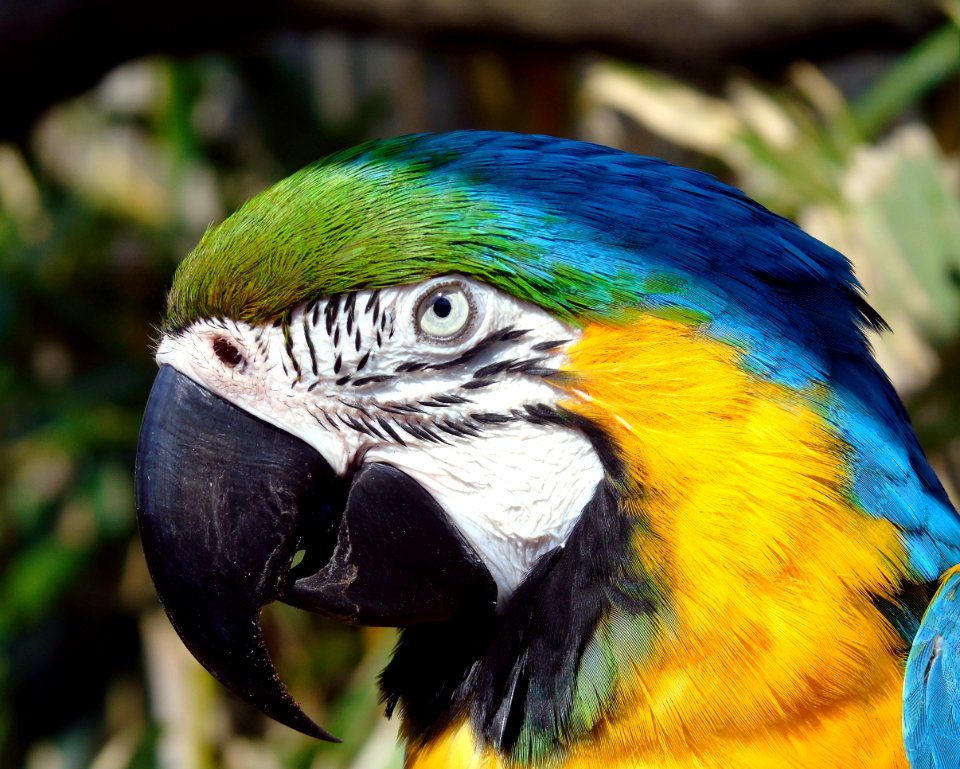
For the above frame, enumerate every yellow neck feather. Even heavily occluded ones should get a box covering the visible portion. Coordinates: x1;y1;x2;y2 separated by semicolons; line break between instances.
407;316;911;769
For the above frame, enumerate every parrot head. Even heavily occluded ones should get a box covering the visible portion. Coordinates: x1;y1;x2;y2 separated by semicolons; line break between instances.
136;131;960;763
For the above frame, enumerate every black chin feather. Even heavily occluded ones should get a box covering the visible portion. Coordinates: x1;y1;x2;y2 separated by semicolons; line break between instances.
378;473;657;761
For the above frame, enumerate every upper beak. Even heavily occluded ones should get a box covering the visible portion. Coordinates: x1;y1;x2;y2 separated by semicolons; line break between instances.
135;366;496;739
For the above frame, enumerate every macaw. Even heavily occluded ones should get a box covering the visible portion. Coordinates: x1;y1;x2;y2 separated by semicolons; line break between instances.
135;131;960;769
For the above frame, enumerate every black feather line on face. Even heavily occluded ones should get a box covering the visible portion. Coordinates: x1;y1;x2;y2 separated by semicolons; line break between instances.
531;339;571;352
426;326;530;372
352;375;395;387
337;398;369;416
360;417;387;441
325;296;340;335
451;419;482;438
433;394;472;405
340;412;372;436
303;312;319;376
383;326;549;390
282;314;301;379
471;412;516;424
420;425;450;445
399;421;444;444
395;361;429;373
376;416;406;445
395;403;427;414
472;359;519;379
379;467;655;762
462;379;495;390
397;421;427;441
434;421;470;438
557;409;627;484
376;403;413;416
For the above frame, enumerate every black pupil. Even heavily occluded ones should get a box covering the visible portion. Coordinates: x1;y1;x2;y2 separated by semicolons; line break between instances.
213;337;243;367
432;295;452;318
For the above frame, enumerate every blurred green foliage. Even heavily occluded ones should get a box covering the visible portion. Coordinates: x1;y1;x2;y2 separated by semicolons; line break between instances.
1;13;958;769
0;50;403;769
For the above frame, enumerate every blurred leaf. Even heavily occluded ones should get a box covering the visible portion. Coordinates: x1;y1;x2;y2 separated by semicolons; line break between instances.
0;540;88;638
851;128;960;338
581;64;740;155
853;21;960;140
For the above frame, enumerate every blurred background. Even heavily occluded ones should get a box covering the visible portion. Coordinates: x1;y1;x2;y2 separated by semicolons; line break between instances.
0;1;958;767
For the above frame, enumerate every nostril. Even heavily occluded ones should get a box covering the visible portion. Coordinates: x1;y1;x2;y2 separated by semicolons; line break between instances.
213;336;244;367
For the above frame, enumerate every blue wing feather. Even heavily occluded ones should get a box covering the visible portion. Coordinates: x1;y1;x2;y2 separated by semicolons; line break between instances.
905;567;960;768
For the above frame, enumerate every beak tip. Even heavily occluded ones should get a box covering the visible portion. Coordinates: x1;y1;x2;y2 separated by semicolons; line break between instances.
275;707;340;743
314;728;342;744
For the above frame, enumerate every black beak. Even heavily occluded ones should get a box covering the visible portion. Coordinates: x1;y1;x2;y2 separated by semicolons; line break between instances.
135;366;496;739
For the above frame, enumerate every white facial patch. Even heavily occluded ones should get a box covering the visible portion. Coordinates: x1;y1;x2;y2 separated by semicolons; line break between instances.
156;275;605;601
365;424;602;600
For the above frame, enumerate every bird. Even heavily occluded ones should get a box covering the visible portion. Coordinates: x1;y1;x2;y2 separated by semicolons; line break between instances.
135;130;960;768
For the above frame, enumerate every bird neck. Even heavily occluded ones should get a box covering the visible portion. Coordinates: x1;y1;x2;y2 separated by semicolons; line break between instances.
558;317;912;767
381;470;647;760
397;316;916;768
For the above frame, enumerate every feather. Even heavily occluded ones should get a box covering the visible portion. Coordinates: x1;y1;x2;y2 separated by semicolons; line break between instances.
905;566;960;769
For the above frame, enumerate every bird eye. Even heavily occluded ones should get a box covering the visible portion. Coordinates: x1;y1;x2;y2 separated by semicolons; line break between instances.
213;336;244;368
415;283;473;341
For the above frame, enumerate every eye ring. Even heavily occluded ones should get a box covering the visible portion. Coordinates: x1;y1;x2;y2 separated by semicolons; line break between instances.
414;281;476;342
